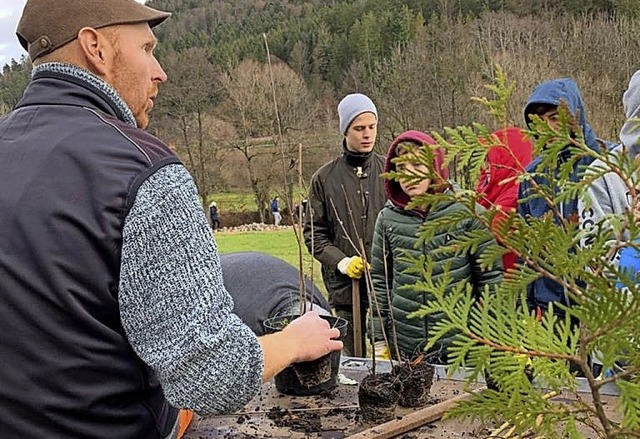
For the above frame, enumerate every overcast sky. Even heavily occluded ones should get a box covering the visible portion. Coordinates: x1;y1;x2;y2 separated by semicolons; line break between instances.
0;1;28;67
0;0;148;69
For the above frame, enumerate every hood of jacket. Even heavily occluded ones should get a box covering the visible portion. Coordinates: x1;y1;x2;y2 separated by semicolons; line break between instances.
384;129;448;210
620;70;640;158
476;127;533;210
523;78;599;153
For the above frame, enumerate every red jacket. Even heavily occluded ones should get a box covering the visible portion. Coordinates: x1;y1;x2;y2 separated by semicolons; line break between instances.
475;127;533;271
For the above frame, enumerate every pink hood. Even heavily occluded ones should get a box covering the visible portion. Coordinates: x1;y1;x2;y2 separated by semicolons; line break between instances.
384;130;448;210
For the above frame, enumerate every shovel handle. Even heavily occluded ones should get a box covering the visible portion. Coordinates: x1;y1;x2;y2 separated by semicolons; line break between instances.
352;278;363;357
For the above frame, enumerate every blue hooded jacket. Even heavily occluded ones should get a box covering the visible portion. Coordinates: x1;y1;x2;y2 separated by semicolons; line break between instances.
518;78;601;311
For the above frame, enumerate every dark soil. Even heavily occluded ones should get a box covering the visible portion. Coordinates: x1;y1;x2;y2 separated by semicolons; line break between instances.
358;372;402;423
393;361;435;408
267;406;322;432
265;405;357;436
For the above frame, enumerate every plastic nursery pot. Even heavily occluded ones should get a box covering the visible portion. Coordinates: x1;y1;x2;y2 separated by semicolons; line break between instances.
263;314;347;396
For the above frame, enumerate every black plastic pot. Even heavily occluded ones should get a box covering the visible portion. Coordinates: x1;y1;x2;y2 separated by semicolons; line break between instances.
263;314;347;396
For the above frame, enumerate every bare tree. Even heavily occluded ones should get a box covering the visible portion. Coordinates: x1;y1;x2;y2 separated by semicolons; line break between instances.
217;58;318;221
155;47;225;198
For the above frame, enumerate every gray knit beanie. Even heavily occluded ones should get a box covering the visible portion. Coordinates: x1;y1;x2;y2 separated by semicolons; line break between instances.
337;93;378;135
620;70;640;150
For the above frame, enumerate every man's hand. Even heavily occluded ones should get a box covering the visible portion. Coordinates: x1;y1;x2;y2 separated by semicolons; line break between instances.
283;311;343;363
337;256;366;279
259;311;344;381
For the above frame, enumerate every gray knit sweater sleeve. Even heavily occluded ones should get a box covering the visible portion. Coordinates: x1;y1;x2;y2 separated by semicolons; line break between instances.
118;164;263;415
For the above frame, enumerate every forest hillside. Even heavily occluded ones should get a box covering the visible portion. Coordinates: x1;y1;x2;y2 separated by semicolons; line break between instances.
2;0;640;216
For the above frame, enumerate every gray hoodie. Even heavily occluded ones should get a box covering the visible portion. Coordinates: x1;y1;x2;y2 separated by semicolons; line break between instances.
579;70;640;260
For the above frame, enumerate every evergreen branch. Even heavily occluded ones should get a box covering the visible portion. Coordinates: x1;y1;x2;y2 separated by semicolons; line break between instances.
618;380;640;431
394;66;640;437
488;391;560;438
463;329;575;362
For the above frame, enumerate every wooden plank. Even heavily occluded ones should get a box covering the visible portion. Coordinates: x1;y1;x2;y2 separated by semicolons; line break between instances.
352;278;363;357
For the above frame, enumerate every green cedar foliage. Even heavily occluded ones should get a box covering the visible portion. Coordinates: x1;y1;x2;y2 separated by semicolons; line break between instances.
396;67;640;437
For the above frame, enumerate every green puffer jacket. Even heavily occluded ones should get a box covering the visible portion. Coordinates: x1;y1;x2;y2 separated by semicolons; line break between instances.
371;198;503;362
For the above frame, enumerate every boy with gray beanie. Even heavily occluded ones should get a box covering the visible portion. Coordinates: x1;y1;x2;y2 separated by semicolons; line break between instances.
304;93;386;356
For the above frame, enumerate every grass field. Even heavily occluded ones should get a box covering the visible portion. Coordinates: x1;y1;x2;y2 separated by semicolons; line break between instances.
216;228;371;352
208;188;309;213
213;227;326;293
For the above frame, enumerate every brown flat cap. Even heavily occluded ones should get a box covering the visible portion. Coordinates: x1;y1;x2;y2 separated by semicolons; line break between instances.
17;0;171;61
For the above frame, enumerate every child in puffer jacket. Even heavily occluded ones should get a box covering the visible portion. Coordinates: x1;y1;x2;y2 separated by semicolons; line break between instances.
370;130;503;363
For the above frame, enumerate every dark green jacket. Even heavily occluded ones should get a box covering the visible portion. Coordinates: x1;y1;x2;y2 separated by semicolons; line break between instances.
371;195;503;362
304;145;386;306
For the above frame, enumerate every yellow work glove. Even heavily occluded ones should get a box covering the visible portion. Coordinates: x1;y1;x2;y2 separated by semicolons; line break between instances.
337;256;366;279
373;341;390;360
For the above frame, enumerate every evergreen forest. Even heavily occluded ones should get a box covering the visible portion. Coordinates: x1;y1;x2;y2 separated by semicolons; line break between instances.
2;0;640;217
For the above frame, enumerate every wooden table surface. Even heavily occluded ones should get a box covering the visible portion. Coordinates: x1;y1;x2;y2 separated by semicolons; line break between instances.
183;357;620;439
